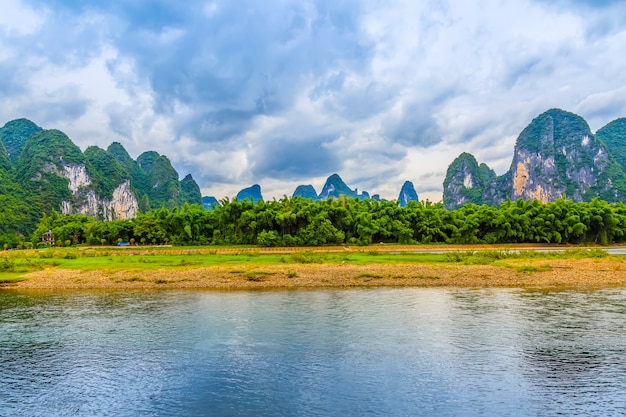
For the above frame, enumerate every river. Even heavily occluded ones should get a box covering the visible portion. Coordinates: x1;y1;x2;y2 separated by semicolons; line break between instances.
1;287;624;416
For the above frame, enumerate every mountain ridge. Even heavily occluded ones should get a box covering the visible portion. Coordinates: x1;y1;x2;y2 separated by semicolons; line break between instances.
443;108;626;209
0;118;201;235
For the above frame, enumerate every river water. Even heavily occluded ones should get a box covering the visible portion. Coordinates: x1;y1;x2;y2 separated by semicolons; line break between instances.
0;287;624;416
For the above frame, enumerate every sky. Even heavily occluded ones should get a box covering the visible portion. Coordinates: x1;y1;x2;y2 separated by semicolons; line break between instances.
1;0;626;202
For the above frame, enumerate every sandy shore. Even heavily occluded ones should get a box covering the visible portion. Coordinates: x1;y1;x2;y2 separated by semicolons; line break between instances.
5;257;626;290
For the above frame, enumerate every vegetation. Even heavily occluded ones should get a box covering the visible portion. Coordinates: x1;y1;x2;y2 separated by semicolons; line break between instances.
595;118;626;172
0;196;619;249
136;151;185;209
0;118;42;166
84;146;131;199
0;245;614;283
443;152;496;208
445;109;626;208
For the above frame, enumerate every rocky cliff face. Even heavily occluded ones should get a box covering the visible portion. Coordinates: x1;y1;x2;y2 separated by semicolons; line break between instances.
443;109;626;209
507;109;614;202
58;163;138;220
443;153;496;209
60;180;139;220
1;120;203;222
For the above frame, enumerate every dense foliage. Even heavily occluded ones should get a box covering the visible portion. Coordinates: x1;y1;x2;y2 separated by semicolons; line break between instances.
84;146;131;199
0;170;41;242
17;197;626;248
181;174;203;205
0;141;10;171
0;118;42;166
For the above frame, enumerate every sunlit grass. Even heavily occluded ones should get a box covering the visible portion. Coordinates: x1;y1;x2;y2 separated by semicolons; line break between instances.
0;245;617;283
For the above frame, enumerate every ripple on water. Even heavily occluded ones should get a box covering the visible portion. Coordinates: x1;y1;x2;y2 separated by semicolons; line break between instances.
0;287;625;416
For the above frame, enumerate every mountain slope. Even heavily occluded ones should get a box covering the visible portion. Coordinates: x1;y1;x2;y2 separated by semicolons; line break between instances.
109;142;202;210
236;184;263;203
397;181;419;207
444;109;626;208
181;174;203;205
596;118;626;173
0;118;42;166
293;184;319;200
318;173;356;200
443;152;496;209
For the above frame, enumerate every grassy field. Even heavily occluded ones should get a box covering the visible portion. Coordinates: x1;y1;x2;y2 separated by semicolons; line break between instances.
0;244;613;284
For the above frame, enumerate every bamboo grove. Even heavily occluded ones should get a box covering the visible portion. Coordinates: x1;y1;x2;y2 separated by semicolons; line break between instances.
14;196;626;248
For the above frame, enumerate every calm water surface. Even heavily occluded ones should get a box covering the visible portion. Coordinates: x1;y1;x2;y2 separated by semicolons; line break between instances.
0;287;624;416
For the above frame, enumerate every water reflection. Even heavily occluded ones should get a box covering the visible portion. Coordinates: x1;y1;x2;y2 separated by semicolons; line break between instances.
0;288;624;416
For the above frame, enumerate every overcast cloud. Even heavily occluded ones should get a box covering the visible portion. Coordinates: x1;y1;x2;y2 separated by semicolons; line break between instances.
1;0;626;201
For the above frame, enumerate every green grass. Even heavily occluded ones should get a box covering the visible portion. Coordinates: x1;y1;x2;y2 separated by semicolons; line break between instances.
0;246;617;283
516;265;554;273
0;273;28;283
357;273;383;279
443;248;609;264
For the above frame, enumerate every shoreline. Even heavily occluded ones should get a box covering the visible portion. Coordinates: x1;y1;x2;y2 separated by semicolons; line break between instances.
5;258;626;291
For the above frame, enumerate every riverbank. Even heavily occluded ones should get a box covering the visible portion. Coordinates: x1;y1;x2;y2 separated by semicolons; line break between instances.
8;257;626;290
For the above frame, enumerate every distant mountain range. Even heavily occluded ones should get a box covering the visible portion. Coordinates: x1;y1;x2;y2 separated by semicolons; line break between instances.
5;107;624;238
443;109;626;209
205;173;420;208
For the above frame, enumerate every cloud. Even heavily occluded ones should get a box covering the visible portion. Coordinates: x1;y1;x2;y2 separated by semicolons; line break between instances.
381;100;447;148
534;0;625;9
18;86;91;125
576;86;626;130
1;0;626;203
251;136;340;179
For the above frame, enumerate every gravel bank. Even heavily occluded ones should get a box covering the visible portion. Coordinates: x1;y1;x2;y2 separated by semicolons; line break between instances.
6;258;626;290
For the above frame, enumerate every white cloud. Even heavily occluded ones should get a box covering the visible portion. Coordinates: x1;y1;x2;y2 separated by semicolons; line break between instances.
2;0;626;202
0;0;43;35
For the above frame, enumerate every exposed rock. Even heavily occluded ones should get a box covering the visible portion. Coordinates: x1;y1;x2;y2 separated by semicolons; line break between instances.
59;165;138;220
443;153;496;209
110;180;139;219
444;109;626;208
62;163;91;192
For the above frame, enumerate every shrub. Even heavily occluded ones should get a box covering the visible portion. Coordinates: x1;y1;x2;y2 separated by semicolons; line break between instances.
290;250;325;264
0;257;15;272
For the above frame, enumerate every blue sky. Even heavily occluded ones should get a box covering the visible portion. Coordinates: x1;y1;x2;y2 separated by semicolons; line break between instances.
1;0;626;201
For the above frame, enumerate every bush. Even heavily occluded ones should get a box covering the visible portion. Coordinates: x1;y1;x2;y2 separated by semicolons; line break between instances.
444;250;516;264
257;230;280;247
0;257;15;272
290;250;326;264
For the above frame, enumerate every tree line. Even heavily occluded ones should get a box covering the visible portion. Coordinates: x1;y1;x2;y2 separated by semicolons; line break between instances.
11;196;626;248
